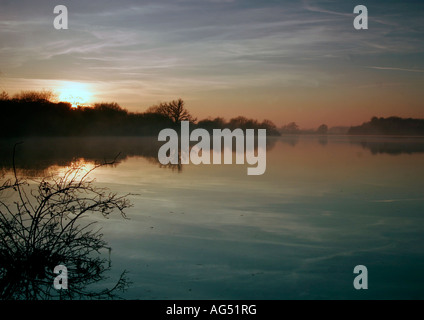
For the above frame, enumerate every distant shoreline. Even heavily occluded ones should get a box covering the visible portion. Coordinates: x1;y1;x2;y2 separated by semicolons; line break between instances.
1;92;423;138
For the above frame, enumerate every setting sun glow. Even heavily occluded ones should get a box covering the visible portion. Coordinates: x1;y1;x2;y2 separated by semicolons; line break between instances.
58;82;93;108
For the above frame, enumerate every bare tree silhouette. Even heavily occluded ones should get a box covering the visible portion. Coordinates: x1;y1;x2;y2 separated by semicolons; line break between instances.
0;145;132;299
147;98;196;124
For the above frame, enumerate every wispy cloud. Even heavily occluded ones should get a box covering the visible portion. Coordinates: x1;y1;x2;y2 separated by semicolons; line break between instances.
302;0;352;18
1;0;424;125
365;66;424;73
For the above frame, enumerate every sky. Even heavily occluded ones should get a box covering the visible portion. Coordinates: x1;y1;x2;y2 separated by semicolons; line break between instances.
0;0;423;128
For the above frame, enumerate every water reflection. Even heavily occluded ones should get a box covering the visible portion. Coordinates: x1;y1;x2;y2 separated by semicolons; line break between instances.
0;137;161;176
2;135;424;299
349;136;424;155
318;135;328;146
0;161;131;299
0;136;278;176
279;135;300;147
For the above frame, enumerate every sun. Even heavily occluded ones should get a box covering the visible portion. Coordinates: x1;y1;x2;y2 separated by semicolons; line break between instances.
58;82;93;108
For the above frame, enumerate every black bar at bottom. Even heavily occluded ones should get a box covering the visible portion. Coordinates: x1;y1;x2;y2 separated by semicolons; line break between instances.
0;299;415;318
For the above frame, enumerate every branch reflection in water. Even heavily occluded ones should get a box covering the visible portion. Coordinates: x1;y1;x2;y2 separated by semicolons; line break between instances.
0;148;132;300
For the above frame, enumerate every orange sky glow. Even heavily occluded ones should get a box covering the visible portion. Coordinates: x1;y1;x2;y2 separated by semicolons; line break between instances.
1;1;423;129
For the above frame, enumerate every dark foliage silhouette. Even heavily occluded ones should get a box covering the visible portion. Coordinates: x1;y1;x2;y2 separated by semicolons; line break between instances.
0;147;132;299
317;124;328;135
12;90;56;103
197;116;280;136
279;122;300;134
0;91;9;101
0;91;280;137
348;117;424;136
0;96;173;137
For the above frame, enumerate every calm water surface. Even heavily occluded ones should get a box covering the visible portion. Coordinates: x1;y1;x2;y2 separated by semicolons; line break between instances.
2;135;424;299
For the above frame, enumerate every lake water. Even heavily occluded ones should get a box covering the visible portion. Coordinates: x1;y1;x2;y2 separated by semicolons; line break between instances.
1;135;424;299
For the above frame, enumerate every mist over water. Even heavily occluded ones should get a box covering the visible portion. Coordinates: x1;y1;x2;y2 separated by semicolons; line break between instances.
1;135;424;299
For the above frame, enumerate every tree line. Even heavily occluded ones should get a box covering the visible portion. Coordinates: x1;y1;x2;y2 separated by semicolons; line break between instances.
2;90;422;137
348;116;424;136
0;90;281;137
